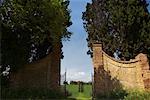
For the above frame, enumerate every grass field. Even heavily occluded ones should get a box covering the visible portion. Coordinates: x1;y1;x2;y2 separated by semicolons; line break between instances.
66;84;92;100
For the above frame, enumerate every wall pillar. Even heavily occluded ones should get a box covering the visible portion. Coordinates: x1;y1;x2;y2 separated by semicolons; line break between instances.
92;43;105;97
48;41;61;90
136;53;150;90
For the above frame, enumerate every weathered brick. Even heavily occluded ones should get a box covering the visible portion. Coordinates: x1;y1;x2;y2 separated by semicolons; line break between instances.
92;43;150;96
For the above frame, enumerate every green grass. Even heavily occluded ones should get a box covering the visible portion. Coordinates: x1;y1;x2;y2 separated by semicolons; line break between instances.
66;84;92;99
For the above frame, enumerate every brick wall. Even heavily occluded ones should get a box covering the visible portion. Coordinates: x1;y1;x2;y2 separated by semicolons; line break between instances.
10;42;61;90
92;43;150;96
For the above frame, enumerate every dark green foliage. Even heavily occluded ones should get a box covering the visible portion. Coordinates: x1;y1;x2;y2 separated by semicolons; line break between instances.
109;89;128;99
83;0;150;60
0;0;72;72
1;88;66;99
96;90;150;100
124;90;150;100
0;0;72;87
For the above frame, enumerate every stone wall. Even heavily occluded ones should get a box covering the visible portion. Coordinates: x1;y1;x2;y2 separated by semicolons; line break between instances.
92;43;150;96
10;42;61;90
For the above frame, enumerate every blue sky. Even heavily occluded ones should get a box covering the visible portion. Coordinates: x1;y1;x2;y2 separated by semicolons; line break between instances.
61;0;150;82
148;0;150;10
61;0;92;82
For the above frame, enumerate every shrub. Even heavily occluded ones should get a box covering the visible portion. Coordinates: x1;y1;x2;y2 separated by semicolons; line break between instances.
1;88;66;99
124;90;150;100
96;89;128;99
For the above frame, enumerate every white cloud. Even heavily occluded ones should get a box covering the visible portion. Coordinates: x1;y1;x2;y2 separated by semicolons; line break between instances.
64;69;92;82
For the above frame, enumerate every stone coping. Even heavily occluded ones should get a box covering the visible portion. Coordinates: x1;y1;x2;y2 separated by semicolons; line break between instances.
102;51;139;64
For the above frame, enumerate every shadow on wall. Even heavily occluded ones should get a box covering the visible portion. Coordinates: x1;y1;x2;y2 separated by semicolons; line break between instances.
94;66;128;99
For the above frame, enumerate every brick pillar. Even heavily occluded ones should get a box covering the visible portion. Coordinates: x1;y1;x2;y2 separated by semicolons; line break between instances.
92;43;105;97
136;53;150;90
48;41;61;90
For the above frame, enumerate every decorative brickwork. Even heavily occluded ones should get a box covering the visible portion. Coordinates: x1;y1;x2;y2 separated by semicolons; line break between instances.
92;43;150;96
10;42;61;90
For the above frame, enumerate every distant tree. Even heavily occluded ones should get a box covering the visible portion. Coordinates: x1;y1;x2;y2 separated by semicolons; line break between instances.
63;81;68;85
84;82;92;85
70;81;78;85
83;0;150;60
